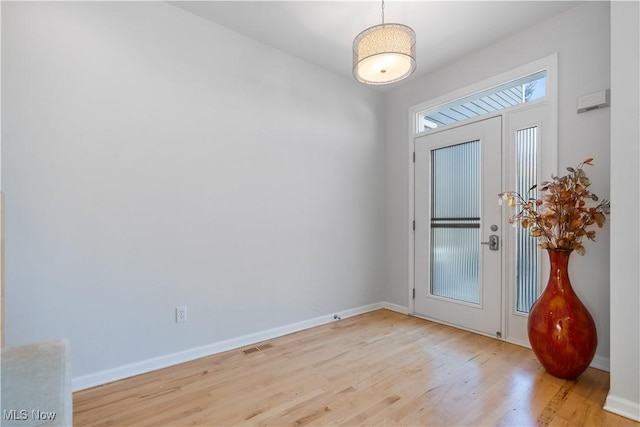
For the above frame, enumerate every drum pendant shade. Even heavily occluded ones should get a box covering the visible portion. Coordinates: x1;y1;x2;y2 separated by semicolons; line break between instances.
352;1;416;86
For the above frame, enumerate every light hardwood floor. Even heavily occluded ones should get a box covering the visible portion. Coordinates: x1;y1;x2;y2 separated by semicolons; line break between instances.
74;310;638;426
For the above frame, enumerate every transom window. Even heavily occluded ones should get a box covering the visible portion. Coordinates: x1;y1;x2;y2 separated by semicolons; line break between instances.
416;71;546;132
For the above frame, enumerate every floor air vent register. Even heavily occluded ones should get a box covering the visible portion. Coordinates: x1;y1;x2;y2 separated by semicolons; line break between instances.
241;343;273;355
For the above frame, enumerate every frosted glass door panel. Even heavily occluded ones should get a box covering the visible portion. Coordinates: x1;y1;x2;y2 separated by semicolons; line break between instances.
515;127;539;313
431;228;480;303
430;141;480;304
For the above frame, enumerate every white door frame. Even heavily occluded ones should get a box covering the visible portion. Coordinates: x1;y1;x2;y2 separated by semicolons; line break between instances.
408;54;558;346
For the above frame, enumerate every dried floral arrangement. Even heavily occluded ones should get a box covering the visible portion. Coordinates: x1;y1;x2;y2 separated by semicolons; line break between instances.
499;158;610;255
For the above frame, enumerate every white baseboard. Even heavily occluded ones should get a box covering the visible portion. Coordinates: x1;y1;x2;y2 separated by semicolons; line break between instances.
381;302;409;315
590;354;610;372
72;302;388;391
604;394;640;422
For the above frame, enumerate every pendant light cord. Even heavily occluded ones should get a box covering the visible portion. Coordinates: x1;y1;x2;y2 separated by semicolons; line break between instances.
381;0;385;24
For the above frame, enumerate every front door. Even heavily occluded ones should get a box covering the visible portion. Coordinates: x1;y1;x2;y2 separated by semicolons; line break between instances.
414;116;502;337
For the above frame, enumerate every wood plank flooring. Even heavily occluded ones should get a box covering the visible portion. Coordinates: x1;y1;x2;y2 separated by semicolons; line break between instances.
73;309;638;426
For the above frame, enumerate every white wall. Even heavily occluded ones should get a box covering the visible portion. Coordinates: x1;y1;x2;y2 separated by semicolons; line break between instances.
606;1;640;420
2;2;385;382
384;2;612;362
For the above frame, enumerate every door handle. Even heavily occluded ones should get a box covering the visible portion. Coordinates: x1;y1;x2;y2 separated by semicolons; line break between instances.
481;235;500;251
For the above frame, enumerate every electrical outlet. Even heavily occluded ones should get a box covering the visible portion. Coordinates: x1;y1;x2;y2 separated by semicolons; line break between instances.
176;306;187;323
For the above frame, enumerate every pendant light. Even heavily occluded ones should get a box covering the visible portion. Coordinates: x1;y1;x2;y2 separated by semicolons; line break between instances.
352;0;416;85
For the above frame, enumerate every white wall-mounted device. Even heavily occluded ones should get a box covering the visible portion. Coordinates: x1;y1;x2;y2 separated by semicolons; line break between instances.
577;89;610;113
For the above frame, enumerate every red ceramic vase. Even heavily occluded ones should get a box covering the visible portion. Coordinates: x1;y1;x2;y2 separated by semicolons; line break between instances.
527;249;597;379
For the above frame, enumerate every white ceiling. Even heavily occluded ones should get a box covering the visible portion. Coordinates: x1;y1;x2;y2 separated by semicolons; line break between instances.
169;1;581;89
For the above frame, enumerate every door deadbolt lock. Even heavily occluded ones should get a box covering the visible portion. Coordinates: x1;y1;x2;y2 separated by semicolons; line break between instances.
481;235;500;251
